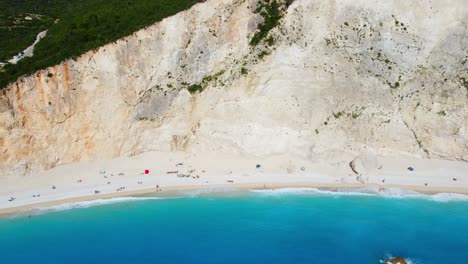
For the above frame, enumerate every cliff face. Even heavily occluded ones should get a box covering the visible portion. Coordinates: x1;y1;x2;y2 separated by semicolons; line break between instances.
0;0;467;175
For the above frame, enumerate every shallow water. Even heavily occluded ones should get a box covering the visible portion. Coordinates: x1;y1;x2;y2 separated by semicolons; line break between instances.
1;189;467;264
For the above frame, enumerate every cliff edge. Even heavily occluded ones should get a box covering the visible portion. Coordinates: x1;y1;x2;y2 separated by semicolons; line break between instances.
0;0;467;175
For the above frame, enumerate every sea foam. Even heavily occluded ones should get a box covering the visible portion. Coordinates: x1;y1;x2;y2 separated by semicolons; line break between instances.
379;258;417;264
35;197;166;213
178;187;245;197
251;187;468;202
7;197;168;218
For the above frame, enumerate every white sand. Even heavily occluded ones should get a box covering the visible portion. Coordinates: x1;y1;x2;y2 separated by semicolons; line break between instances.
1;151;467;215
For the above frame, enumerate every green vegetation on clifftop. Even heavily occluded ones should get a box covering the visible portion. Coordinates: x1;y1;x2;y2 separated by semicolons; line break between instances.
0;0;200;89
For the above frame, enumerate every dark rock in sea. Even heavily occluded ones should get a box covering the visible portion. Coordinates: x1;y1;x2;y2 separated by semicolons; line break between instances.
385;256;408;264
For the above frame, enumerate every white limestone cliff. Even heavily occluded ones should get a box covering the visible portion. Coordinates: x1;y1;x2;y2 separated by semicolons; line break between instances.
0;0;467;176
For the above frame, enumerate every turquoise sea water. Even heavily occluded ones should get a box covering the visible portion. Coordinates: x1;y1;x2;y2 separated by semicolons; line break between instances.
1;189;468;264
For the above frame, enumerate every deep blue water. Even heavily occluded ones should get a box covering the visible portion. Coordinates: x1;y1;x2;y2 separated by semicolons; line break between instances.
1;190;468;264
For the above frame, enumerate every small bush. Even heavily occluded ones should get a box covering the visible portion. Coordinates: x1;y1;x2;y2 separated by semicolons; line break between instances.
187;84;203;94
459;77;468;91
333;111;343;118
258;50;270;59
438;110;447;116
266;36;275;46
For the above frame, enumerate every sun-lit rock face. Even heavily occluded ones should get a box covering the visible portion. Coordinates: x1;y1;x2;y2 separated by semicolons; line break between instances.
0;0;467;175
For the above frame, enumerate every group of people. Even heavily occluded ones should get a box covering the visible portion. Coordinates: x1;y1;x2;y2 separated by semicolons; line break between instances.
8;193;42;202
177;174;200;179
116;186;126;192
174;167;201;179
6;169;168;203
95;168;166;195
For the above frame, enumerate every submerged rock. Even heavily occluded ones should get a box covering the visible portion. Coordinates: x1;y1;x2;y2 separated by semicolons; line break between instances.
385;256;408;264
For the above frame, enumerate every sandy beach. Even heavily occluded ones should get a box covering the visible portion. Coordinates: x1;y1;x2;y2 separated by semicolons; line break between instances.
1;151;468;215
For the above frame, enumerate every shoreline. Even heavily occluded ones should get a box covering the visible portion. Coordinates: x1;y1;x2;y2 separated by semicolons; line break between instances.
1;151;468;216
2;182;468;217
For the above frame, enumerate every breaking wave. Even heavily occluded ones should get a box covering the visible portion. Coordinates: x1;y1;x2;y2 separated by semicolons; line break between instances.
6;197;170;218
251;187;468;202
177;187;245;197
45;197;165;210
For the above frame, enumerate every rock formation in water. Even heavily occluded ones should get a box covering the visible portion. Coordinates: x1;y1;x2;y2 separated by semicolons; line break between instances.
385;256;408;264
0;0;467;175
